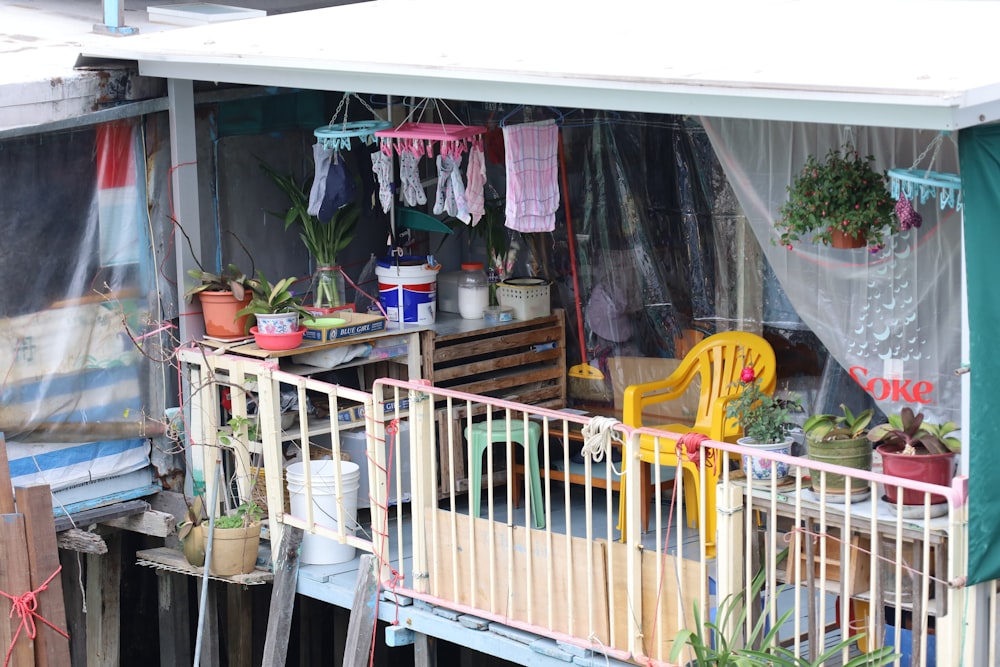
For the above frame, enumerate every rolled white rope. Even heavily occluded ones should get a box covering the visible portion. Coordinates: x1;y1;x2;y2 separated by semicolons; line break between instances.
580;415;624;475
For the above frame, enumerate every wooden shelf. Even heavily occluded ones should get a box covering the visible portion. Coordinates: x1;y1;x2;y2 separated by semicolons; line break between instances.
136;547;272;585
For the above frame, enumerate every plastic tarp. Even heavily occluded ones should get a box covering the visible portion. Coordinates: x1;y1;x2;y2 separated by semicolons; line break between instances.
957;125;999;585
699;118;963;426
0;119;168;513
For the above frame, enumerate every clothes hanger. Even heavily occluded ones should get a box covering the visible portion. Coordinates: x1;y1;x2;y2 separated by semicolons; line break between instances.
499;105;566;127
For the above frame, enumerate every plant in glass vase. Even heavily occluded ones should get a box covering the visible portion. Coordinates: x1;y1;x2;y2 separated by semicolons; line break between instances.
726;364;800;480
775;145;901;252
260;162;360;311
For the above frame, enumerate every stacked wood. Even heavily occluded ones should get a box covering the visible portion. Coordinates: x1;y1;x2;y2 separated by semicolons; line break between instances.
0;436;71;667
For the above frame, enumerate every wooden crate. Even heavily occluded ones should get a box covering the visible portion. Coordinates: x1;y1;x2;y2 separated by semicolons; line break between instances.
422;311;566;496
784;530;871;597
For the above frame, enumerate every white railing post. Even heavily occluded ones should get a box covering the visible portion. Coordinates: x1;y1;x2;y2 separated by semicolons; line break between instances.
623;429;643;657
408;384;436;595
255;361;285;559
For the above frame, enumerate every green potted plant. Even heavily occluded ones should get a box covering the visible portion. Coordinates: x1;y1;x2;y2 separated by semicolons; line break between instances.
236;272;313;350
775;145;900;252
180;500;264;576
802;404;875;500
184;264;255;339
868;407;960;505
260;162;360;311
725;365;800;480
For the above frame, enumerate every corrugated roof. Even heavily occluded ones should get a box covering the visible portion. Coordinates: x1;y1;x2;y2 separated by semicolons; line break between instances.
76;0;1000;130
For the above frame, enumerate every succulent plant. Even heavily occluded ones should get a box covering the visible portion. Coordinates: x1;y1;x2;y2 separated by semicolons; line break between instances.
803;404;874;441
867;406;960;455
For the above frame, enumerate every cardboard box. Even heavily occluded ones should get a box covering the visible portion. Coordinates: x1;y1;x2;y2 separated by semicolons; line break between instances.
335;397;410;425
302;311;386;341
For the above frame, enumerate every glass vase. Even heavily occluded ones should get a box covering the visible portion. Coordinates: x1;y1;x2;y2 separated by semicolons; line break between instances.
308;266;346;311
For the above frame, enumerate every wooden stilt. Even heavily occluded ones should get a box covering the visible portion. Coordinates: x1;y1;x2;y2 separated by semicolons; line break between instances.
342;554;379;667
0;513;35;666
86;530;120;667
415;633;437;667
227;584;252;667
261;526;303;666
16;485;71;667
59;550;86;665
156;571;192;667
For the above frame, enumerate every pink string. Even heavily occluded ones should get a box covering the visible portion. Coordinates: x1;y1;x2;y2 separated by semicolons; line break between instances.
2;566;70;667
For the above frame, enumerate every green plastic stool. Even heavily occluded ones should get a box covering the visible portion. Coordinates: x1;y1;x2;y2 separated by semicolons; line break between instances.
465;420;545;528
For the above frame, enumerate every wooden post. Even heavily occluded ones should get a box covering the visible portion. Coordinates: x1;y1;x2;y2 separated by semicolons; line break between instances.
59;550;86;665
227;584;253;667
261;525;303;666
0;513;35;666
415;633;437;667
157;571;192;667
342;554;379;667
86;530;121;667
16;485;71;667
0;436;15;513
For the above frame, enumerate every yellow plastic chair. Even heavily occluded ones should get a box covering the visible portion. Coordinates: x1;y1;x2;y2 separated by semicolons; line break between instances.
616;331;776;556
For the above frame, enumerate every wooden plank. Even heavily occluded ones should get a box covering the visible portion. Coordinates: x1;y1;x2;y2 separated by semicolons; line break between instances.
53;499;149;533
157;572;192;667
16;486;71;667
261;525;303;666
56;529;108;555
86;530;121;667
136;547;272;585
432;327;563;364
0;436;15;513
58;549;86;666
342;554;379;667
200;585;220;667
0;513;35;666
431;347;563;383
430;313;562;344
227;584;253;667
102;509;176;537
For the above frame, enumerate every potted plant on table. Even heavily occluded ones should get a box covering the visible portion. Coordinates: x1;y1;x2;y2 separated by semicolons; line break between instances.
725;365;800;481
184;264;255;339
260;162;360;312
803;404;875;501
868;407;960;505
236;272;313;350
775;145;900;252
179;499;264;576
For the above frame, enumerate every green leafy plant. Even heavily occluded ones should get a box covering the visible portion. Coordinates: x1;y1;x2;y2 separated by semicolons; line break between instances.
868;406;960;455
803;404;874;442
260;162;359;266
218;415;260;446
775;145;899;252
725;365;799;444
670;566;898;666
184;264;253;302
236;271;313;321
214;501;263;529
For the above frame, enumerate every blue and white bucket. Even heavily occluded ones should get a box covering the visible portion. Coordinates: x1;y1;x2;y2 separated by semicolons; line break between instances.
376;256;440;327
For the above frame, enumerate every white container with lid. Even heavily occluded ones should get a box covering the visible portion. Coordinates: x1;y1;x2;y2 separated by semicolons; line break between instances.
457;262;489;319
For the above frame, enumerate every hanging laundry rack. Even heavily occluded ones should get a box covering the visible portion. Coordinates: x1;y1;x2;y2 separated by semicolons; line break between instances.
314;92;391;151
888;132;962;211
375;98;486;156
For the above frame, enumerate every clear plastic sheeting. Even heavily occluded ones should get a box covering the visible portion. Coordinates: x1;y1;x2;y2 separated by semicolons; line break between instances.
701;118;962;424
546;114;724;403
0;119;168;508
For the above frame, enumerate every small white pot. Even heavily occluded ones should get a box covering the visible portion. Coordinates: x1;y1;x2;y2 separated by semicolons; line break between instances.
255;312;299;335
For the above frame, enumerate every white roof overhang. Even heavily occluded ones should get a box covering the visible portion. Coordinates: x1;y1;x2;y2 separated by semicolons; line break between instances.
79;0;1000;131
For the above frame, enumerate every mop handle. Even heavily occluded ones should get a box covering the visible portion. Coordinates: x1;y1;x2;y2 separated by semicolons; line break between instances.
558;133;588;361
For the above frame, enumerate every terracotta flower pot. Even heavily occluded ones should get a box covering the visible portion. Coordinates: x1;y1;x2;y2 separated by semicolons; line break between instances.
197;290;252;338
877;444;957;505
830;229;866;249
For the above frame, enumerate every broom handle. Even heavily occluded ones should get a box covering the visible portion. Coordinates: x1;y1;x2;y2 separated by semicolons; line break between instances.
558;133;588;364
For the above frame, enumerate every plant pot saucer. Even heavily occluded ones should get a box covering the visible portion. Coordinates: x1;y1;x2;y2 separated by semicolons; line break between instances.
879;494;949;519
801;486;871;504
203;333;253;343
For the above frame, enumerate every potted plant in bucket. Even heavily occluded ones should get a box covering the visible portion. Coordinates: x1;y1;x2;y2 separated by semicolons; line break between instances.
184;264;254;339
726;365;800;481
237;272;313;350
868;407;960;505
775;145;900;252
803;404;875;501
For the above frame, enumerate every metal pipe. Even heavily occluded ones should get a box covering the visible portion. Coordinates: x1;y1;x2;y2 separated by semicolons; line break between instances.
193;459;222;667
0;419;167;442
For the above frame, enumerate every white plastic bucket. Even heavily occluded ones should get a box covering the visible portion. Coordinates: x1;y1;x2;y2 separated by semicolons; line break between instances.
286;460;361;565
375;256;439;327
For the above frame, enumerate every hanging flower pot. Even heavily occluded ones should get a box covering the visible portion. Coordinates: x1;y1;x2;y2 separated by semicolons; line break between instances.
829;229;866;250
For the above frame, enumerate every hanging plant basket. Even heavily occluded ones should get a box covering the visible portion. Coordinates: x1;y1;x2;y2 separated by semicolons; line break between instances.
775;145;901;253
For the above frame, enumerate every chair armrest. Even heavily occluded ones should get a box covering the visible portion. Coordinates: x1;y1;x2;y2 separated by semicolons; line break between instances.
709;394;741;442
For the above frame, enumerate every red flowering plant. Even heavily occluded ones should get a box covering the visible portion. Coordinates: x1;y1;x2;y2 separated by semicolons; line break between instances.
724;364;800;444
775;145;900;253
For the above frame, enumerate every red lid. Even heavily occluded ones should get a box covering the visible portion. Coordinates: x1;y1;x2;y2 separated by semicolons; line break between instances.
461;262;485;271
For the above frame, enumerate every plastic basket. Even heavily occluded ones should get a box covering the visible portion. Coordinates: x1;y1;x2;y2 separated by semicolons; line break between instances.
497;278;551;320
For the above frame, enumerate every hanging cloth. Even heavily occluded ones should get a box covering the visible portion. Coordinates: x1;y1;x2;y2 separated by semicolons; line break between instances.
503;120;560;232
398;151;426;207
308;143;334;217
371;150;393;214
433;153;471;223
318;153;357;221
465;144;486;226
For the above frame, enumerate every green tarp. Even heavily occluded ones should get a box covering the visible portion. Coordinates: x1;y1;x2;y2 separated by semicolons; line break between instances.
958;125;1000;584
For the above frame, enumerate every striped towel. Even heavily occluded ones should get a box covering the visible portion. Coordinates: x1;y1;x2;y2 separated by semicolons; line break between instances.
503;120;559;232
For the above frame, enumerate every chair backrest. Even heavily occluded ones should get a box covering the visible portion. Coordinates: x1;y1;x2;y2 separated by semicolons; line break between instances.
679;331;777;441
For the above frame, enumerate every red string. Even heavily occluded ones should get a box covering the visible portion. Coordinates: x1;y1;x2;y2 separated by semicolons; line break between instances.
1;566;70;667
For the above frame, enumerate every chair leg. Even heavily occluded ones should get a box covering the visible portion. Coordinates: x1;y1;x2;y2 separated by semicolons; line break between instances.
526;439;545;529
469;441;485;519
640;463;652;533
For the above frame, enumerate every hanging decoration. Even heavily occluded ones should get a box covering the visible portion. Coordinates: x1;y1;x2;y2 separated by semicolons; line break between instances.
313;92;391;151
888;132;962;211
